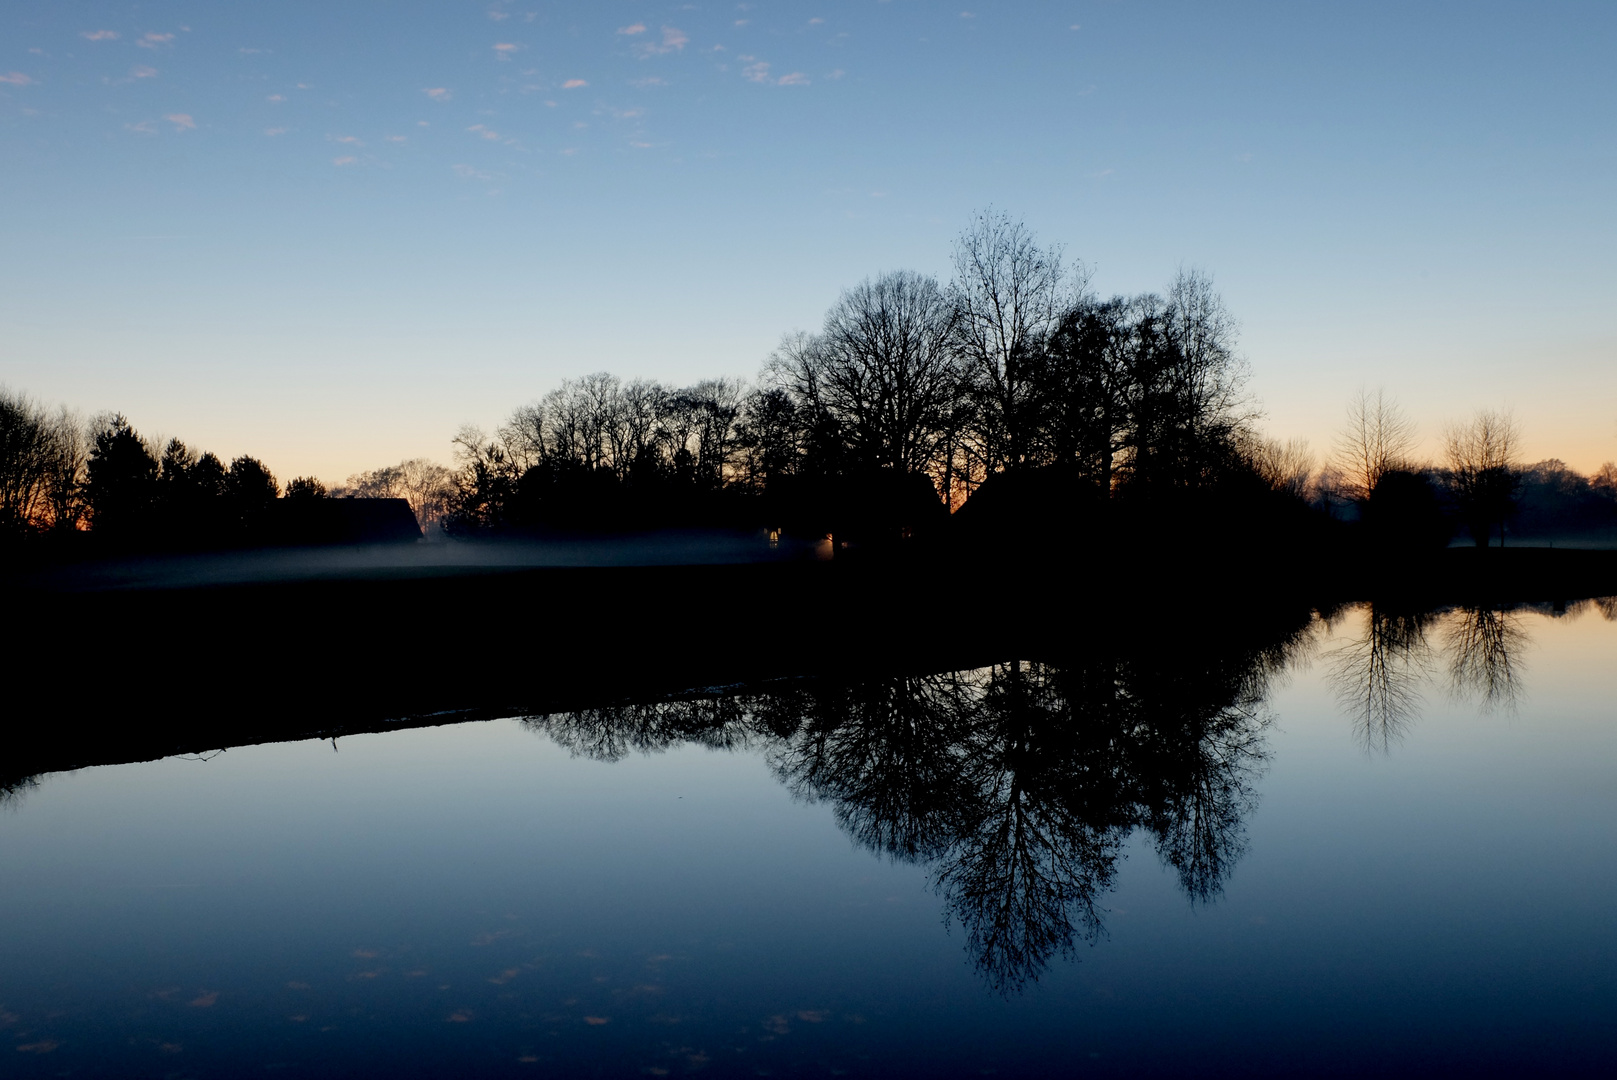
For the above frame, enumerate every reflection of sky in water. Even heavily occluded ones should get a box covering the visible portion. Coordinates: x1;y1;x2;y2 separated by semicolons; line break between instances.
2;609;1615;1077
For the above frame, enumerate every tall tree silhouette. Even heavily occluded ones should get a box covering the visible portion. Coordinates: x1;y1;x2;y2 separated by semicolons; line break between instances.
85;414;158;540
1445;408;1521;547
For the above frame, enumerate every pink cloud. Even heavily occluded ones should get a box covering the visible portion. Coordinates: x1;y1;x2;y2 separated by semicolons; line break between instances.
777;72;809;86
333;156;357;166
493;42;522;58
0;72;34;86
82;30;120;41
562;78;587;89
423;87;451;100
264;127;288;136
267;93;285;101
165;113;195;130
618;23;647;35
137;32;175;49
125;120;157;134
331;134;362;144
131;66;158;79
467;123;501;140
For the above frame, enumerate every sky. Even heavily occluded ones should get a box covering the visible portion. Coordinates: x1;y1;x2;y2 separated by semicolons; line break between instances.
2;1;1614;483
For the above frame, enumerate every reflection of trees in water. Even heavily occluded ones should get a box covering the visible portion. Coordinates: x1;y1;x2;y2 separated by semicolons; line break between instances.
0;775;39;810
1328;596;1617;743
523;617;1315;993
1327;607;1437;752
1445;607;1527;713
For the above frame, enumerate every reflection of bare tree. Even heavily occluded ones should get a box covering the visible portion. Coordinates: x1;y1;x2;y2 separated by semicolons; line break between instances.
518;612;1315;994
1445;607;1527;712
1145;697;1271;905
526;694;763;763
937;661;1125;992
0;775;40;810
1327;604;1437;752
768;673;978;861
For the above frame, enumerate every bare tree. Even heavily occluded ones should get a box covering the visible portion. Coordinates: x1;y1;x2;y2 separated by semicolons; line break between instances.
0;387;55;534
343;458;457;532
1444;407;1521;547
1332;387;1417;504
948;209;1077;475
1245;436;1316;501
768;270;962;481
41;406;89;531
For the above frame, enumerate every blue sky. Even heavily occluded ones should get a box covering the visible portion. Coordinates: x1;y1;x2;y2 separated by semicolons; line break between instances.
2;1;1614;482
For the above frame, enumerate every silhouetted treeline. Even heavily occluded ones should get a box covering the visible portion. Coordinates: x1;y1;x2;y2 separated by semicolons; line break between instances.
7;212;1617;559
0;391;416;554
441;211;1307;546
1319;392;1617;551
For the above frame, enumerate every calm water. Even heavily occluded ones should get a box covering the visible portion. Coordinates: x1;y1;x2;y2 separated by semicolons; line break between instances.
2;602;1614;1077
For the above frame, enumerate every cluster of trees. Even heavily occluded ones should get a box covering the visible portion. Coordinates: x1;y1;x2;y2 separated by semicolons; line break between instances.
1320;389;1617;549
0;388;85;538
0;388;307;549
441;210;1267;539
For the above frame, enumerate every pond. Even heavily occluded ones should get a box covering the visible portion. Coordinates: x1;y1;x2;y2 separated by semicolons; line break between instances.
2;600;1614;1077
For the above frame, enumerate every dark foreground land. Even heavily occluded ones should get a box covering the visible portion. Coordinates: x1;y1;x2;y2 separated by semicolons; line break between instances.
6;541;1617;787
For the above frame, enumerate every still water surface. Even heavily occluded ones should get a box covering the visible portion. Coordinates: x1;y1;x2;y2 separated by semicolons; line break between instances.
2;603;1614;1077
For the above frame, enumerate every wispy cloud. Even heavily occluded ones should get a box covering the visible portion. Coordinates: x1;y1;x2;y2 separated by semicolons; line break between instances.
332;155;358;166
330;134;362;145
137;32;176;49
777;72;809;86
165;113;195;130
82;30;120;42
618;23;647;36
264;127;288;136
631;76;666;87
467;123;501;141
452;163;492;179
809;17;824;25
267;93;285;101
126;120;157;134
0;71;35;86
742;61;770;83
826;68;845;80
493;42;522;59
131;66;158;79
385;135;406;143
423;87;452;100
562;78;588;89
635;26;688;57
